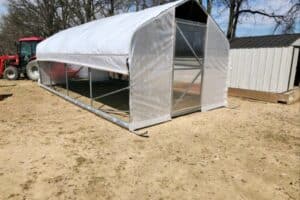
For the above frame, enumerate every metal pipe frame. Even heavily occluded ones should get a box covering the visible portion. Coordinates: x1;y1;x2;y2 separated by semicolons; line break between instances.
172;104;202;117
49;63;53;87
176;18;207;27
40;72;147;135
38;61;43;85
39;83;129;129
88;68;93;106
174;67;202;70
39;63;129;129
65;64;69;95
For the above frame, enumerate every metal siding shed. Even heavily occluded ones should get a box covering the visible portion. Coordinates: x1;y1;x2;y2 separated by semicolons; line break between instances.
229;34;300;93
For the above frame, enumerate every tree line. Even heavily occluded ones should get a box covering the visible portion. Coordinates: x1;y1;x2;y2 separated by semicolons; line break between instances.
0;0;299;54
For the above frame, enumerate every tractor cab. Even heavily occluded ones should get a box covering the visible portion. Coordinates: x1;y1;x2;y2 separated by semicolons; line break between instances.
17;37;43;67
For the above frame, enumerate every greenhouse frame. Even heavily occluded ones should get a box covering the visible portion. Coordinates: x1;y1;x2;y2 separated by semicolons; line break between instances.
37;0;229;131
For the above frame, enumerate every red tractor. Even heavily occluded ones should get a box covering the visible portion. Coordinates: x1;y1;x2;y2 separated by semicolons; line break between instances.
0;36;43;81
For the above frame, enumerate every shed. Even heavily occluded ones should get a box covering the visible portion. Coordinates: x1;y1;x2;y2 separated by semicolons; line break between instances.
229;34;300;93
37;0;229;131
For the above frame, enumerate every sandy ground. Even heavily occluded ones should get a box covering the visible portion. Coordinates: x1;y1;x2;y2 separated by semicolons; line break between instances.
0;80;299;200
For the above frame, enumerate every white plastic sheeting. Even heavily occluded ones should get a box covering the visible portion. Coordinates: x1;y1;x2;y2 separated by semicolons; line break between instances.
37;0;230;131
129;9;175;130
37;0;183;75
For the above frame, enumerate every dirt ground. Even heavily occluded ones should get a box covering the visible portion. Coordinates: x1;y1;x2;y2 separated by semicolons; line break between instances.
0;80;299;200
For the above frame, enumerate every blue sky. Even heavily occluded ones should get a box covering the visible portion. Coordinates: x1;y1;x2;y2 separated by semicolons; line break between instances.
0;0;299;37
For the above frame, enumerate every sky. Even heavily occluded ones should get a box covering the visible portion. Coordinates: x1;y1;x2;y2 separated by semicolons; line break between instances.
0;0;299;37
0;0;7;16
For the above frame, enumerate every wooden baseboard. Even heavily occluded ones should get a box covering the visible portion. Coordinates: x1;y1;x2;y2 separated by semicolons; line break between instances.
228;87;300;104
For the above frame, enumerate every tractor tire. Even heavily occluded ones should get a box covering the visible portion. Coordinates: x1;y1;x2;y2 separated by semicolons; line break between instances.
4;66;19;80
26;60;39;81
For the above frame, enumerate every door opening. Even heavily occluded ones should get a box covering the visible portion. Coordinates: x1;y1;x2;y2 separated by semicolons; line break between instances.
172;18;206;117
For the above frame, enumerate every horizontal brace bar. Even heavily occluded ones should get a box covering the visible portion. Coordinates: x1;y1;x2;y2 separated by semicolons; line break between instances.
39;83;129;129
175;18;207;27
172;105;201;117
174;67;202;70
93;86;129;101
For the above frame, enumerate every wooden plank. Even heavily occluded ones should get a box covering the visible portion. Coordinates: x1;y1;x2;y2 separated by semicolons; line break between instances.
228;88;279;103
277;87;300;104
228;87;300;104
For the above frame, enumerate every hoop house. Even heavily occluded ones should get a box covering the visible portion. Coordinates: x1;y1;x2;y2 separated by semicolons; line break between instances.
37;0;229;131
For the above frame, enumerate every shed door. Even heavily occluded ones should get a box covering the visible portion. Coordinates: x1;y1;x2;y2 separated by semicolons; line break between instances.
172;19;206;116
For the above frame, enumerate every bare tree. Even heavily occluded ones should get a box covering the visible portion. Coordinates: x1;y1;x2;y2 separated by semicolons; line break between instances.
216;0;300;40
206;0;213;14
273;1;300;34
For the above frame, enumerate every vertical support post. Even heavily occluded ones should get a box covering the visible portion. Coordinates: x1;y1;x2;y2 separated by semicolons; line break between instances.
49;63;53;88
65;64;69;95
38;62;43;85
89;68;93;107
